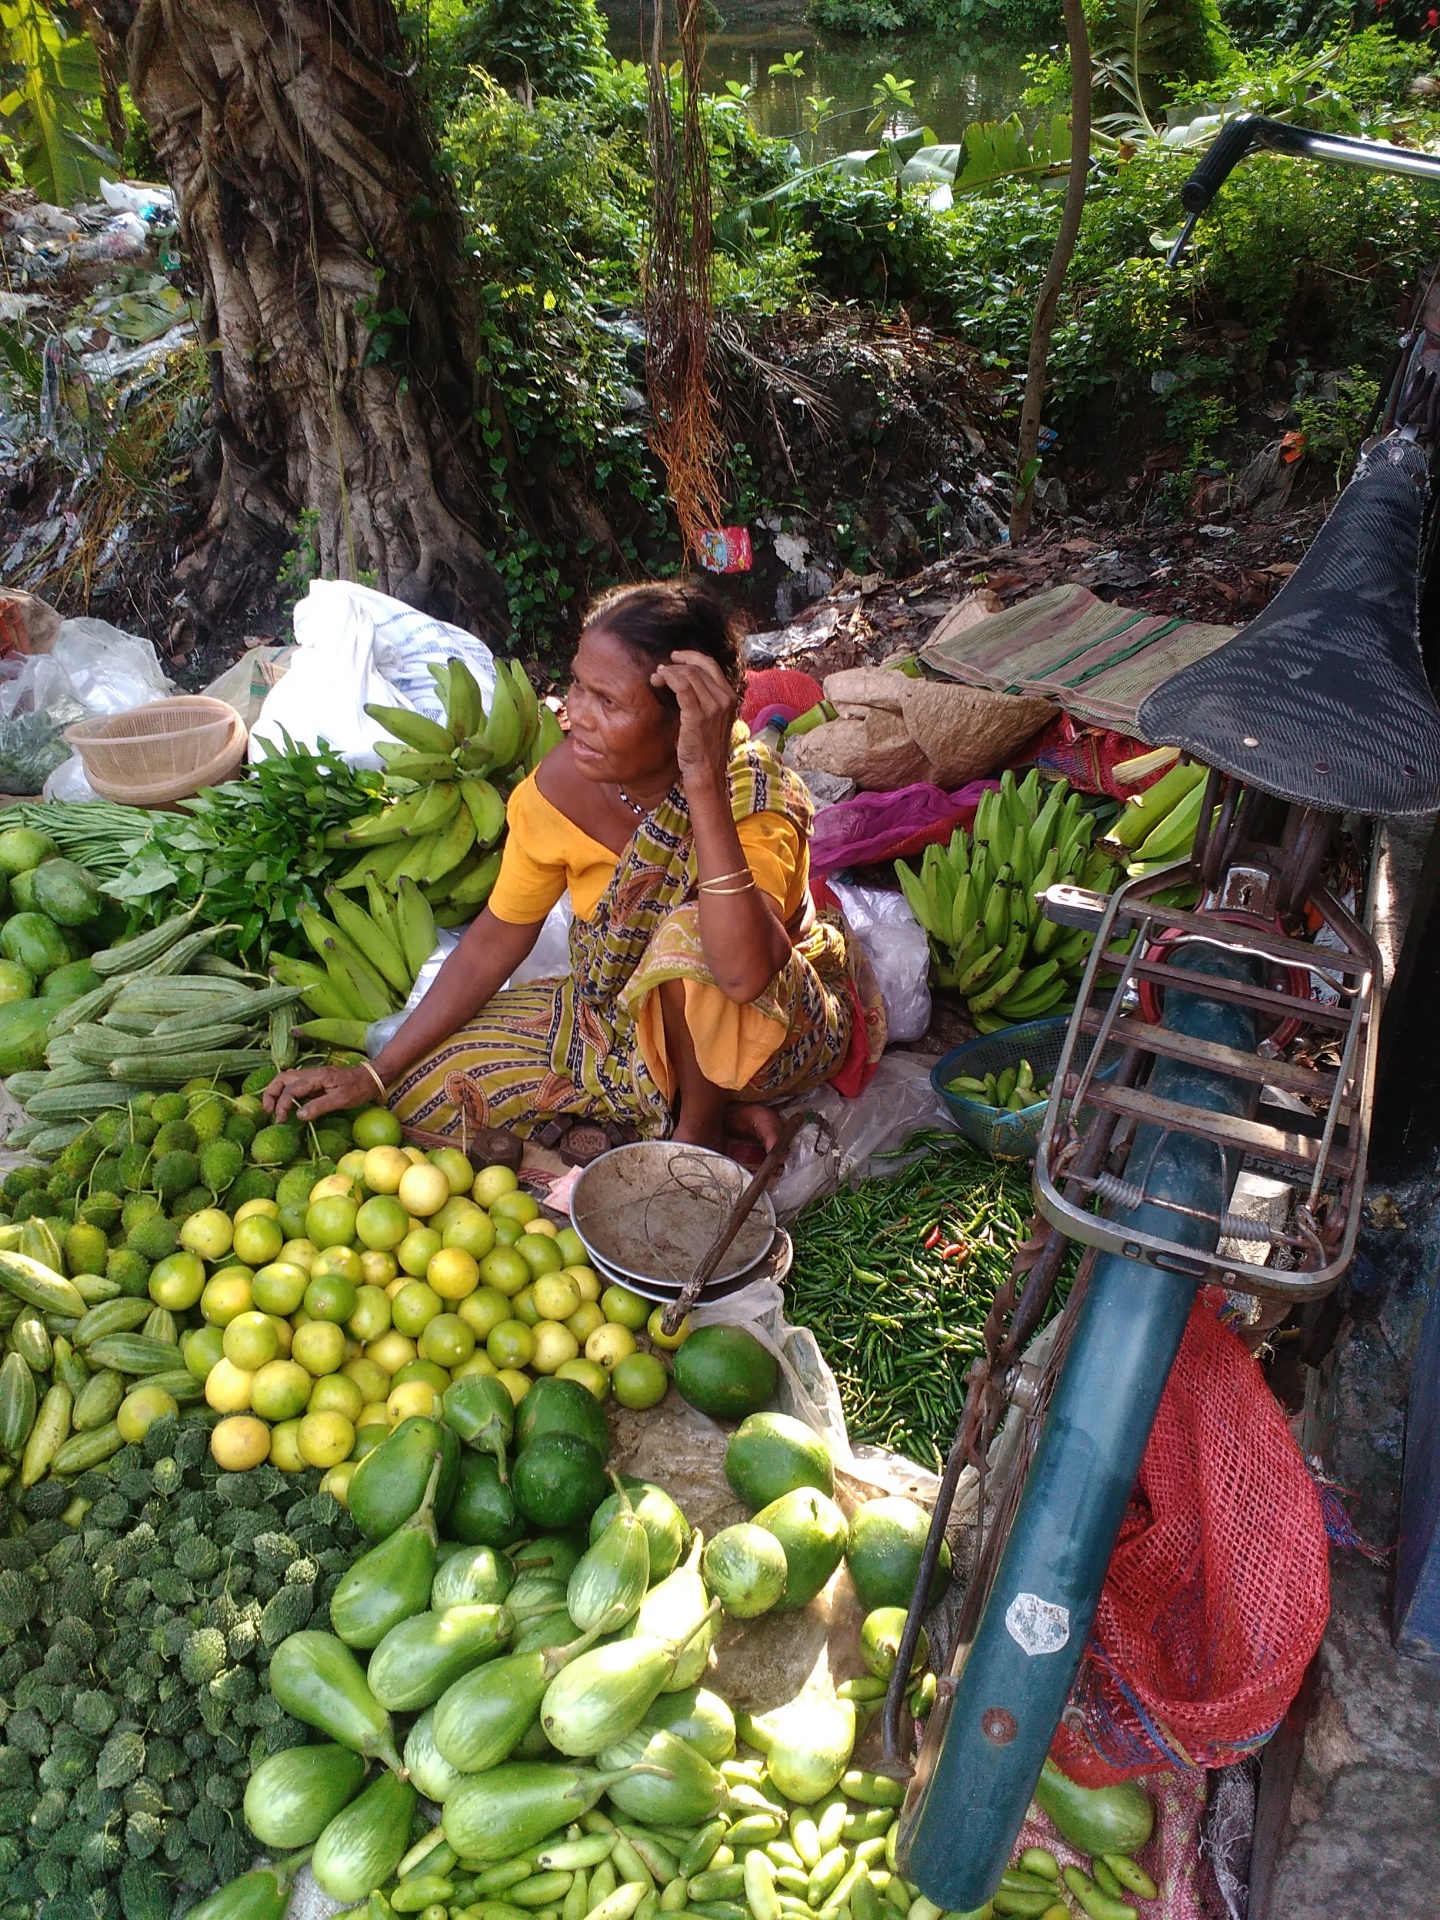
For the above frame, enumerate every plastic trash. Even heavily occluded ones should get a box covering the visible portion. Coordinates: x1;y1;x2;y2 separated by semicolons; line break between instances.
829;879;931;1044
0;618;171;796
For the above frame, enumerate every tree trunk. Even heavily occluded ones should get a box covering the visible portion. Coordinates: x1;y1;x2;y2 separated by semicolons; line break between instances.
1008;0;1091;544
92;0;511;643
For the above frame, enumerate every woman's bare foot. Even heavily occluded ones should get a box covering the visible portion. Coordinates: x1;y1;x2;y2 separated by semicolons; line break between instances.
722;1100;785;1166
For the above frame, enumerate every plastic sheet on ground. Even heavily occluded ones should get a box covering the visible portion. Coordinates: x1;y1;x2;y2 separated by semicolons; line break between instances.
770;1050;956;1221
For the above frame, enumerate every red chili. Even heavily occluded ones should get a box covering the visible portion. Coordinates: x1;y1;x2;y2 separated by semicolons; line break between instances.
941;1242;970;1261
922;1226;943;1250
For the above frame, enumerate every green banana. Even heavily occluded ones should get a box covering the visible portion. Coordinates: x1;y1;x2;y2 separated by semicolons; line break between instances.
324;887;410;996
400;781;462;838
982;863;1012;950
444;848;504;910
365;874;405;952
954;942;1002;995
323;942;395;1022
376;750;458;783
364;703;456;756
947;875;974;952
329;786;432;848
996;977;1070;1020
461;777;507;848
392;832;445;884
395;877;437;978
1110;760;1206;848
300;978;360;1022
895;863;938;935
296;1018;373;1050
968;964;1023;1016
333;837;414;887
508;660;541;755
1133;781;1205;862
444;658;485;744
528;704;564;770
422;803;478;885
480;665;523;768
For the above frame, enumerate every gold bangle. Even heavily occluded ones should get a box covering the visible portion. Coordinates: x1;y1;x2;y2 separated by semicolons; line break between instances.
360;1060;389;1103
699;878;757;896
698;866;751;886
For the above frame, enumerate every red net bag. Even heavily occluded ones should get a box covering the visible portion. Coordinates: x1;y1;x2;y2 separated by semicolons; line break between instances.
1050;1290;1330;1784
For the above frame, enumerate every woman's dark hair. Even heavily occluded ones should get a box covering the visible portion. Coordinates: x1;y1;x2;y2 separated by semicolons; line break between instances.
582;581;743;711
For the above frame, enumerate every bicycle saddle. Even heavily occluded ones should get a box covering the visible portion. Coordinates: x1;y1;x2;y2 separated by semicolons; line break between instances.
1138;434;1440;816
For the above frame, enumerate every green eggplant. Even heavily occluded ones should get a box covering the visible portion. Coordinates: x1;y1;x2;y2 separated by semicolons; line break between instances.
448;1447;525;1547
736;1697;856;1804
588;1478;691;1582
404;1706;468;1803
640;1684;737;1763
268;1630;403;1771
513;1608;586;1655
443;1371;515;1475
630;1531;714;1691
433;1625;600;1774
312;1768;417;1901
442;1761;642;1865
330;1454;443;1648
348;1414;459;1542
540;1602;719;1757
432;1541;514;1612
510;1532;586;1581
507;1571;570;1624
568;1479;649;1633
243;1741;366;1848
366;1601;513;1712
599;1726;731;1826
181;1855;308;1920
1033;1759;1155;1857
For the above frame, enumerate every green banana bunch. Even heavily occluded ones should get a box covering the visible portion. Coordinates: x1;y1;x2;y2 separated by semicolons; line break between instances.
1107;759;1210;874
896;768;1120;1027
946;1057;1047;1113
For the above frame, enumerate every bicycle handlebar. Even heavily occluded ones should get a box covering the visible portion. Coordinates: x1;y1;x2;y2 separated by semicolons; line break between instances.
1172;114;1440;262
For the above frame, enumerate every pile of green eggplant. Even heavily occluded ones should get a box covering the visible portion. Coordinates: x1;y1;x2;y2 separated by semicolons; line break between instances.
187;1387;1161;1920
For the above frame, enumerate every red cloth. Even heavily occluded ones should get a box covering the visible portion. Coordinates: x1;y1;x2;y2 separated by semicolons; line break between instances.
809;779;997;877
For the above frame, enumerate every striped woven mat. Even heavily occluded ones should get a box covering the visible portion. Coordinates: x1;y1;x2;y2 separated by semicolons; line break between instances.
920;583;1235;735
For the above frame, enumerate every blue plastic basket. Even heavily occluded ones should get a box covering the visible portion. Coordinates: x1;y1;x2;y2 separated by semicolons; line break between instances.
931;1015;1116;1162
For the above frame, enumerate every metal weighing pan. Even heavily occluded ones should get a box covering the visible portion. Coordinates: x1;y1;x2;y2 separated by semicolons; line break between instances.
569;1141;777;1290
585;1228;794;1306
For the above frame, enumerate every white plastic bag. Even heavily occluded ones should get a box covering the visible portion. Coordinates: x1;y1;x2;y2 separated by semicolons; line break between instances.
829;879;931;1043
510;900;573;985
768;1051;955;1221
249;581;496;769
0;617;171;796
49;618;173;710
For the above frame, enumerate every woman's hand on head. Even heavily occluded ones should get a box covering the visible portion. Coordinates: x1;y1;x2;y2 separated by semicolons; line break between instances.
263;1063;382;1124
651;650;737;791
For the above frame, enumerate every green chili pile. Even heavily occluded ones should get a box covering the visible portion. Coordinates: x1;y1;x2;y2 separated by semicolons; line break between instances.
786;1134;1035;1470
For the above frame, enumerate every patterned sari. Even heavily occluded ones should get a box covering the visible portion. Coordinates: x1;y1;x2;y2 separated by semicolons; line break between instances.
389;738;885;1140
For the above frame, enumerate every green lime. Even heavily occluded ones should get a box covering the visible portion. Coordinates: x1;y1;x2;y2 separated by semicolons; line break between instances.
419;1312;476;1369
610;1351;668;1411
599;1283;649;1331
352;1106;403;1148
392;1280;443;1337
486;1319;535;1370
303;1273;359;1325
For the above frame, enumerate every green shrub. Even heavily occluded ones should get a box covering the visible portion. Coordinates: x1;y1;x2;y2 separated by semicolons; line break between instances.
437;0;610;98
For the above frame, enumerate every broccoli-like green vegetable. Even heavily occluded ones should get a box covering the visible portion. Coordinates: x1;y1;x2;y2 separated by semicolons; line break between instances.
258;1583;313;1647
3;1710;48;1758
1;1167;45;1203
174;1535;220;1582
125;1808;162;1858
105;1247;150;1298
224;1112;260;1152
188;1095;227;1143
151;1456;182;1498
120;1191;162;1234
151;1150;198;1199
0;1788;35;1831
119;1858;172;1920
185;1799;225;1847
88;1154;124;1198
44;1170;80;1202
314;1121;352;1159
76;1190;122;1231
198;1138;244;1195
71;1692;116;1738
149;1093;187;1124
207;1666;256;1711
125;1215;179;1263
124;1777;164;1820
128;1109;159;1144
96;1730;145;1791
28;1786;67;1833
251;1122;302;1167
178;1629;226;1687
117;1145;151;1193
79;1821;124;1875
152;1119;198;1157
170;1184;213;1220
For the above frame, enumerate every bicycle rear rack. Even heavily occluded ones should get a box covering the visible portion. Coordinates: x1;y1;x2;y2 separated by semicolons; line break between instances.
1034;863;1378;1302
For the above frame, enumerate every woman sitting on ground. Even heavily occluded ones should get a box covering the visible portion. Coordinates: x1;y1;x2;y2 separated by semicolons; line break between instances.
264;582;885;1154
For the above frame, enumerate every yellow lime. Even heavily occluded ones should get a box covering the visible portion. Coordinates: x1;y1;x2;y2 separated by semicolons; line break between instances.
443;1209;496;1261
427;1247;480;1301
491;1189;539;1226
512;1285;540;1328
320;1461;356;1504
149;1251;206;1312
298;1410;355;1469
232;1214;284;1269
348;1285;392;1343
305;1273;358;1325
430;1146;475;1196
478;1246;530;1297
492;1216;522;1247
530;1320;580;1375
337;1148;369;1183
183;1324;225;1381
352;1106;403;1149
250;1358;313;1422
487;1319;535;1370
117;1384;178;1443
611;1351;668;1410
312;1245;363;1284
565;1265;601;1303
343;1355;391;1404
309;1173;358;1204
647;1305;693;1351
419;1312;475;1368
211;1414;270;1470
452;1350;499;1380
495;1367;532;1406
365;1330;417;1375
523;1218;558;1238
472;1164;519;1207
204;1357;254;1413
387;1378;439;1423
234;1198;280;1226
223;1311;281;1372
179;1210;233;1263
586;1323;637;1370
532;1272;581;1322
601;1284;649;1331
556;1357;610;1402
279;1239;319;1272
457;1286;511;1341
398;1162;451;1218
403;1146;429;1167
292;1319;346;1377
555;1227;588;1267
269;1419;305;1472
360;1248;399;1287
251;1262;309;1316
566;1300;605;1344
309;1372;364;1422
517;1232;564;1279
200;1270;253;1326
306;1195;358;1251
392;1281;443;1337
398;1227;443;1278
363;1145;411;1194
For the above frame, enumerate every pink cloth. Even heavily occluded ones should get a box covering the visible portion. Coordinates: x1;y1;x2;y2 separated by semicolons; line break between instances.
809;779;998;876
1017;1769;1210;1920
